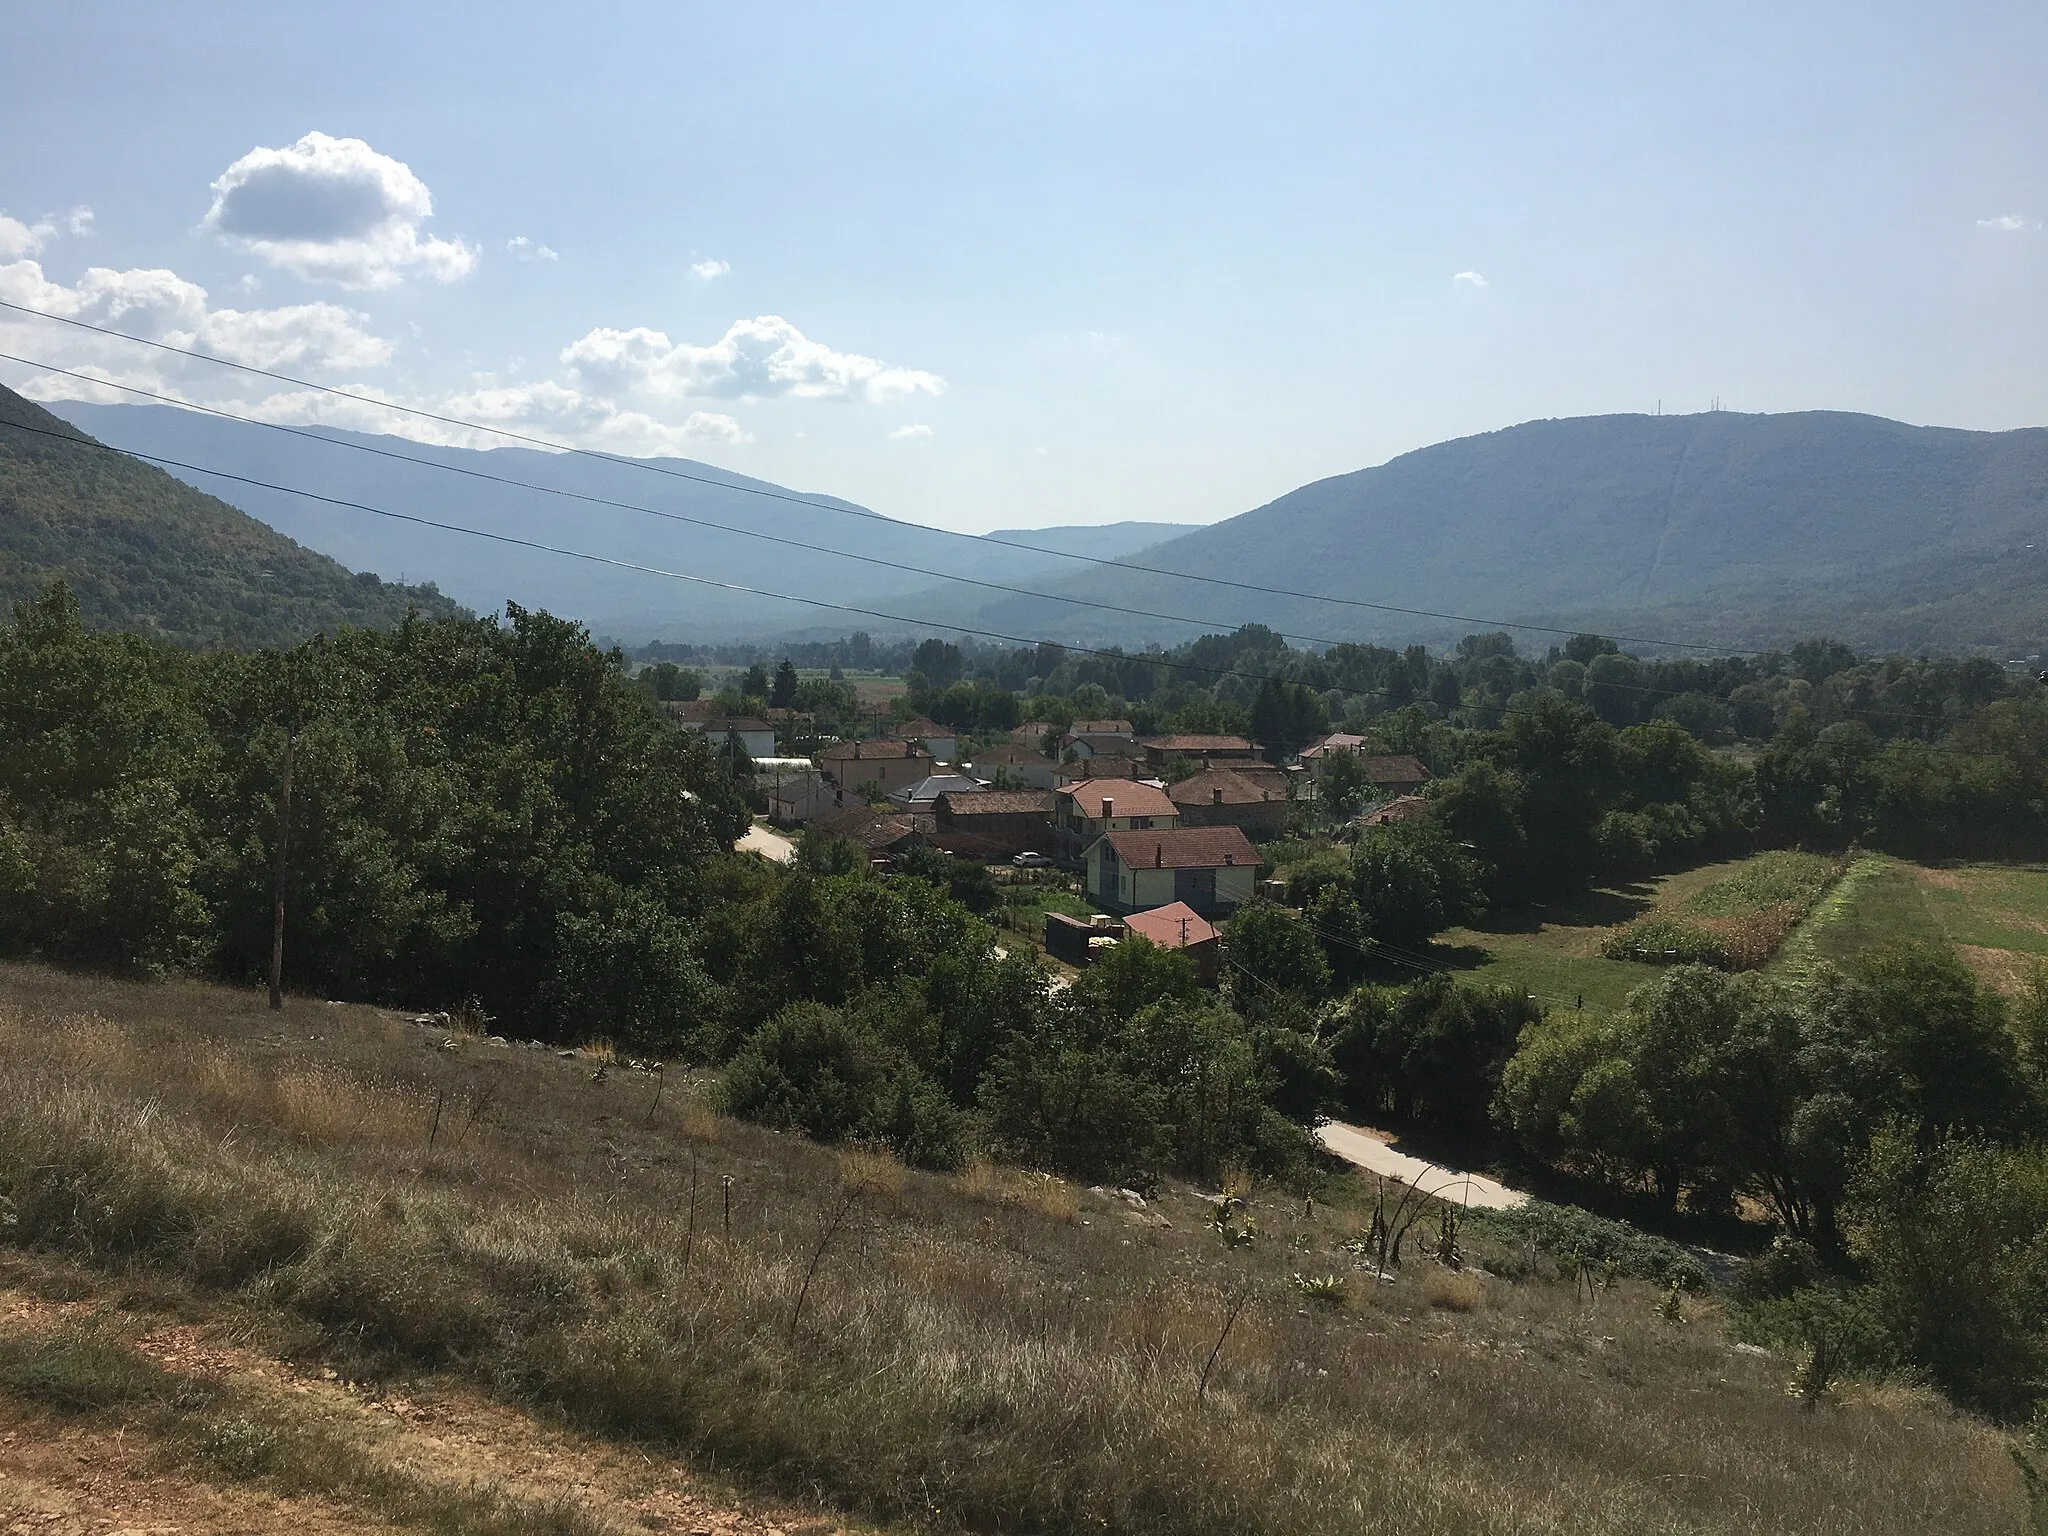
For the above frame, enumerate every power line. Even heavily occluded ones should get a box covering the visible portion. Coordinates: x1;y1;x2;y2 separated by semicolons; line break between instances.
0;354;1495;655
0;298;1749;653
0;352;2000;734
0;415;2029;752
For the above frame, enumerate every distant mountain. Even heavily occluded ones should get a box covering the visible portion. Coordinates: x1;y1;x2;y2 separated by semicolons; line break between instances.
957;411;2048;657
47;401;1196;643
0;387;463;648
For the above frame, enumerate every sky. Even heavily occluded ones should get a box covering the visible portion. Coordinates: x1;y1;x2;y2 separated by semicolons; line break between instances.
2;2;2044;535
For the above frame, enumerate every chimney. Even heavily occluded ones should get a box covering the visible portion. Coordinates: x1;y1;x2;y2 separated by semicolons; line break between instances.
1212;787;1224;805
1100;796;1114;822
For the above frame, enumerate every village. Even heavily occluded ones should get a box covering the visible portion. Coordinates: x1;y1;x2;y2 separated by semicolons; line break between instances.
665;699;1433;981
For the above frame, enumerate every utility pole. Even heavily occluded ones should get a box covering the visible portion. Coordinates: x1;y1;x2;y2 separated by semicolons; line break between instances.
268;727;295;1011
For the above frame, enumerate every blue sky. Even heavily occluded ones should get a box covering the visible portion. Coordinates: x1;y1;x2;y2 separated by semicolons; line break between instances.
2;2;2044;533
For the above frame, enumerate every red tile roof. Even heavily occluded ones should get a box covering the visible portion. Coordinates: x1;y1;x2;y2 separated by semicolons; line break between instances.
968;743;1054;766
1362;755;1432;784
1059;779;1177;820
1101;825;1261;870
935;790;1054;817
819;739;931;762
1123;902;1220;949
1141;735;1257;754
1359;794;1433;825
1070;719;1133;736
1168;768;1280;807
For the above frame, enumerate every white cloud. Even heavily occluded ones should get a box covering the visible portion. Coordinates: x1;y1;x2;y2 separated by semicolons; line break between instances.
63;207;94;237
1453;270;1490;288
689;258;730;280
889;422;933;440
563;314;944;404
203;132;477;289
506;236;559;262
0;253;753;462
0;214;57;260
1977;214;2037;232
0;259;392;376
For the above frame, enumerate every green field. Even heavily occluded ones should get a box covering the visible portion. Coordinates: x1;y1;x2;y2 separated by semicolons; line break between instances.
1781;856;2048;993
1438;852;2048;1009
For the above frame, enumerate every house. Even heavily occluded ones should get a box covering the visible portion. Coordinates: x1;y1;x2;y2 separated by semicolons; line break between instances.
1053;778;1179;867
888;772;988;811
1139;734;1259;768
1168;768;1289;838
932;789;1055;861
1298;732;1367;779
1069;719;1134;738
1358;794;1433;827
960;742;1057;790
890;717;958;763
817;739;935;796
1360;755;1432;795
1059;731;1144;764
684;717;777;759
1122;901;1222;985
813;805;928;862
1083;826;1262;918
763;766;844;825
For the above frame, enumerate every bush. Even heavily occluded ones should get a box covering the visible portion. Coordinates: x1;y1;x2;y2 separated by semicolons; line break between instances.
719;1002;969;1169
1464;1201;1711;1291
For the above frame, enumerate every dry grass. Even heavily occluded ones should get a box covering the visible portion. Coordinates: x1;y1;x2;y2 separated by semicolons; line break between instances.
0;962;2030;1534
1425;1270;1485;1312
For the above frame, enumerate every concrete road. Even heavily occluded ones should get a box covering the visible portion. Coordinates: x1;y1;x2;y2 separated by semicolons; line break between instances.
1316;1120;1529;1210
737;822;797;865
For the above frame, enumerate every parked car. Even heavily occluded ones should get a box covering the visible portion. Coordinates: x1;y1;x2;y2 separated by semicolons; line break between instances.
1012;851;1054;868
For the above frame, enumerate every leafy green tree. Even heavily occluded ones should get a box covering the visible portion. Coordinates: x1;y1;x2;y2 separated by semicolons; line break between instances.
1319;748;1369;819
1845;1127;2048;1420
741;663;771;701
769;659;799;709
1225;902;1331;1010
1348;820;1485;949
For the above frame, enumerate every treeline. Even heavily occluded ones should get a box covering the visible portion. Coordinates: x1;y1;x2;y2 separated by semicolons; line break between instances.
0;584;752;1042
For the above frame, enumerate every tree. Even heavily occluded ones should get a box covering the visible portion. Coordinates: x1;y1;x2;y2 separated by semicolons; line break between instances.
770;659;799;709
1349;821;1484;949
741;663;771;701
911;638;963;689
1319;748;1369;820
1225;902;1330;1010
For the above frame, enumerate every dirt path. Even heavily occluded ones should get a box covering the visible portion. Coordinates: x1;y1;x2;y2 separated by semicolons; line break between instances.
0;1286;867;1536
1316;1121;1529;1211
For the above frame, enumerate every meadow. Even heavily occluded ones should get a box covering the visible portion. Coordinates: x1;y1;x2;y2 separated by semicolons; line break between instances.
0;961;2029;1534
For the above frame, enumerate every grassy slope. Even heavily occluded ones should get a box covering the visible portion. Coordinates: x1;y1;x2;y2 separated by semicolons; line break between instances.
0;386;463;648
0;962;2024;1534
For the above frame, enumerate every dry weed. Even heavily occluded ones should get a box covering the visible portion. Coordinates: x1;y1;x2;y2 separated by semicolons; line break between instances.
1426;1271;1485;1312
954;1160;1078;1223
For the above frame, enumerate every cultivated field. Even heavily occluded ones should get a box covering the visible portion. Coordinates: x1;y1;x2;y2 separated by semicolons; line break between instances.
0;963;2029;1534
1440;851;2047;1007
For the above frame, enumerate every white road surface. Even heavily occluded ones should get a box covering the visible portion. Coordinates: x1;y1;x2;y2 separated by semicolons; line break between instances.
1316;1121;1529;1210
737;822;797;864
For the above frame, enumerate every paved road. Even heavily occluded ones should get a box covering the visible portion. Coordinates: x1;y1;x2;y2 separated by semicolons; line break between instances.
1316;1120;1529;1210
737;822;797;865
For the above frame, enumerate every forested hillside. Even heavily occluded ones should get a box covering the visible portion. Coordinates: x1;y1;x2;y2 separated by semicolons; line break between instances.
961;410;2048;655
0;386;463;648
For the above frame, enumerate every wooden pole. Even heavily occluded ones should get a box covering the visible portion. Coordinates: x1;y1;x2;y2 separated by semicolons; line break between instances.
268;728;295;1011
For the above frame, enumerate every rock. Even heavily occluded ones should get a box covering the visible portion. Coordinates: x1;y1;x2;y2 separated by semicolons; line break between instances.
1115;1187;1147;1208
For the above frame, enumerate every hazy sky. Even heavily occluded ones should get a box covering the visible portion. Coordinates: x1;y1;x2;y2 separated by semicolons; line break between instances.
2;2;2043;534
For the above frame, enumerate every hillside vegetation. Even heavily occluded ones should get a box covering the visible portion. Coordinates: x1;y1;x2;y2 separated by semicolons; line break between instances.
0;962;2027;1535
963;410;2048;653
0;386;463;648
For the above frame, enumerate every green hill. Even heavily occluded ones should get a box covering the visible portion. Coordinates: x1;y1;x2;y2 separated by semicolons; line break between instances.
0;386;464;647
963;410;2048;656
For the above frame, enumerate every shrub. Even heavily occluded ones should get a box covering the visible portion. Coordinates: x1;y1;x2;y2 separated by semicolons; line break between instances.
1465;1201;1711;1292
